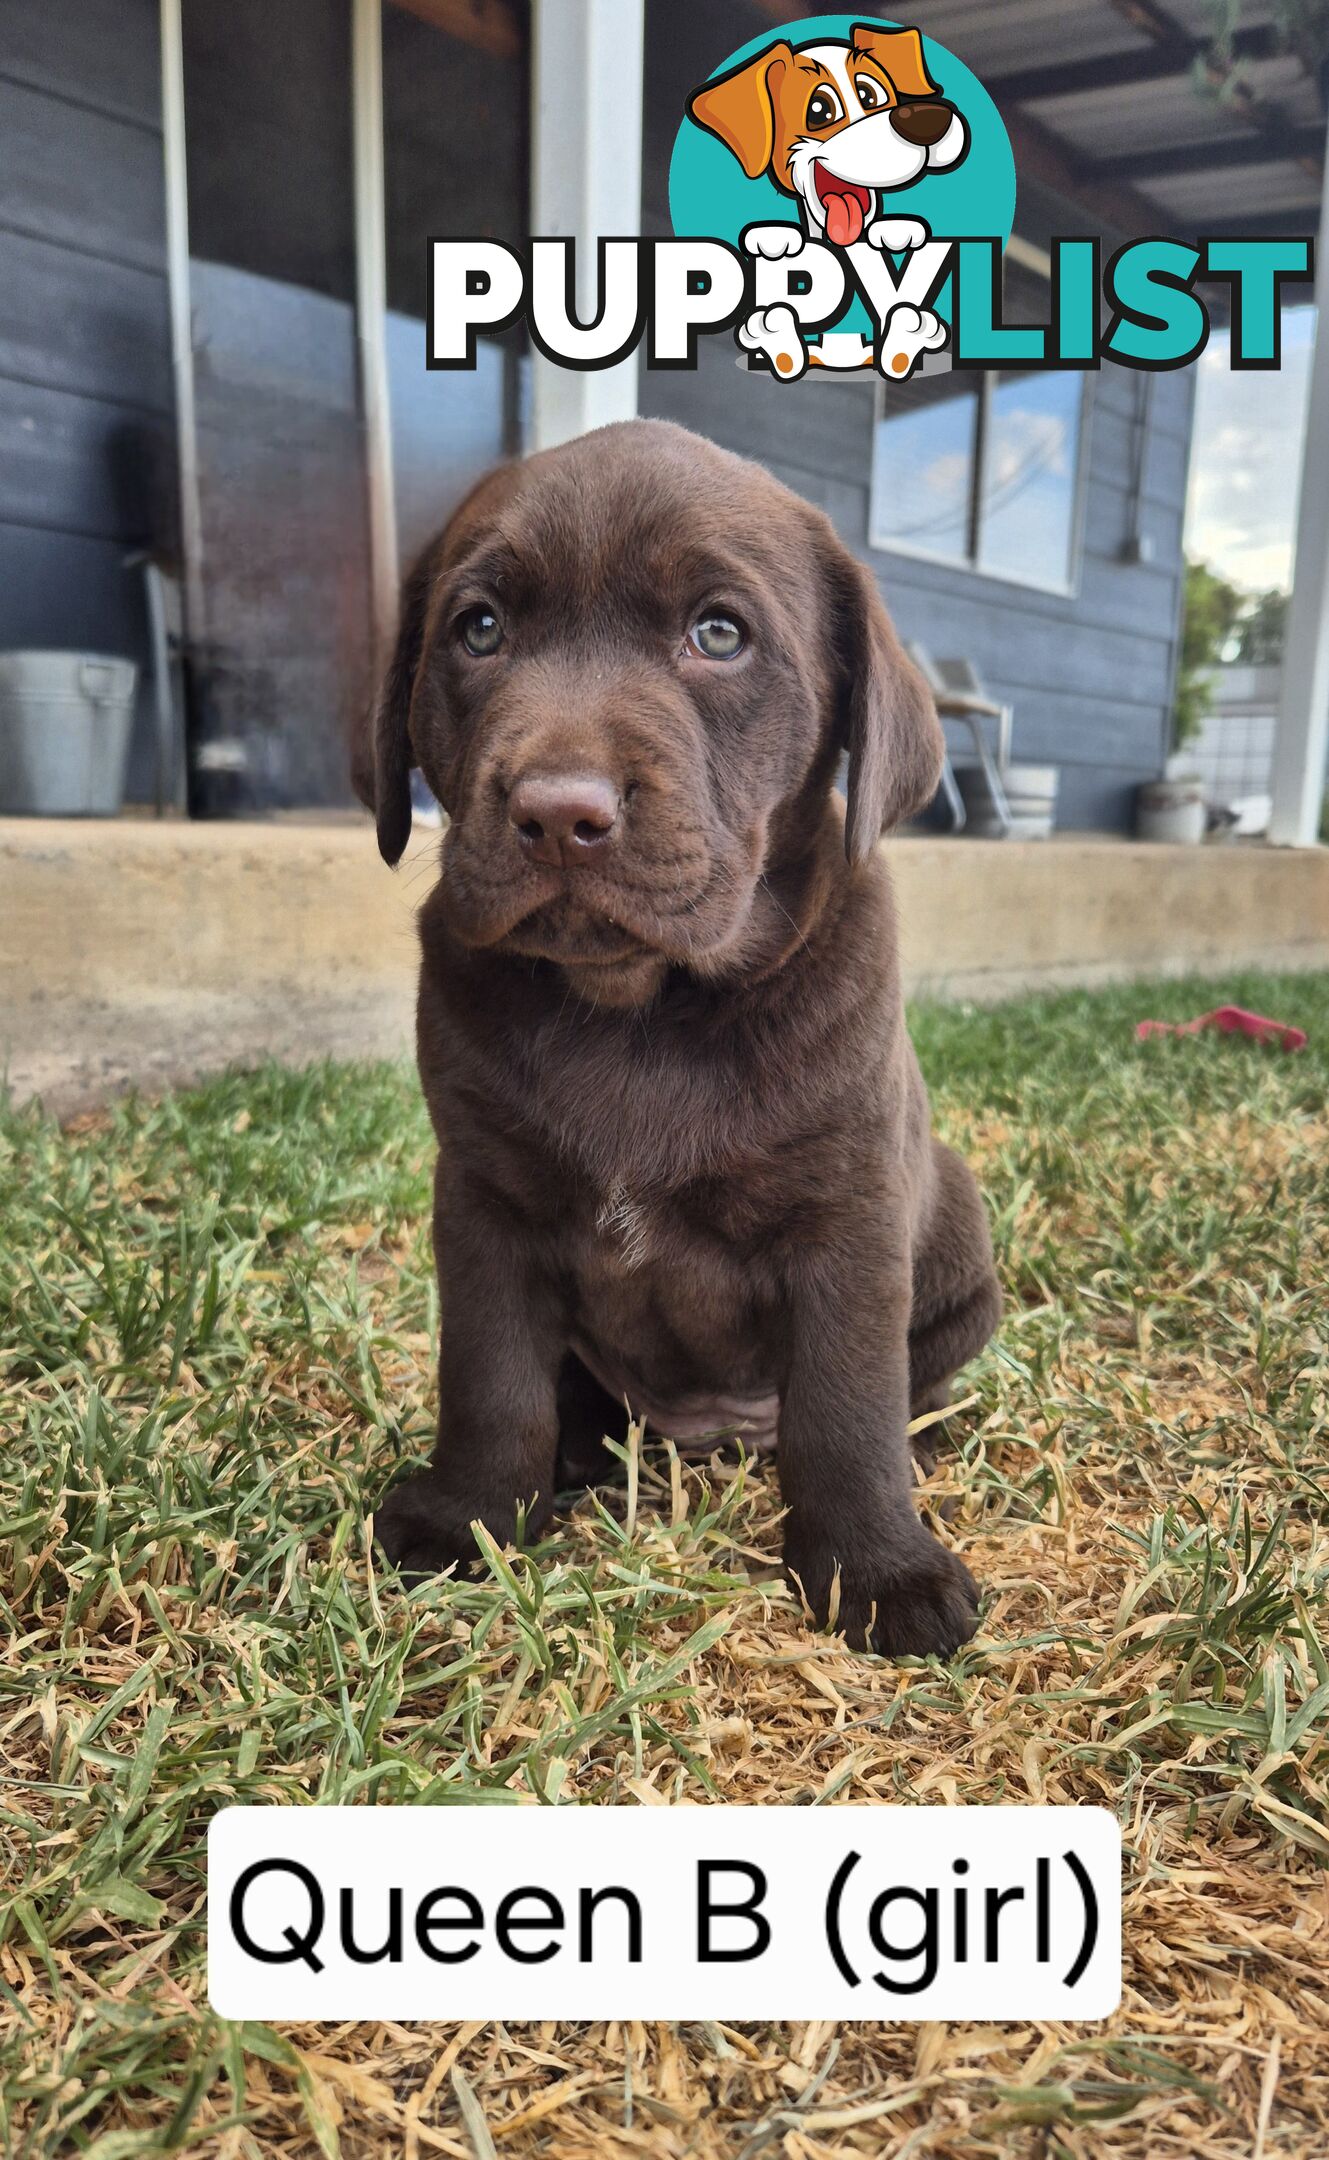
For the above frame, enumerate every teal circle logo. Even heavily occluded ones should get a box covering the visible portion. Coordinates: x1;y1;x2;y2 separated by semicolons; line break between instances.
669;14;1016;365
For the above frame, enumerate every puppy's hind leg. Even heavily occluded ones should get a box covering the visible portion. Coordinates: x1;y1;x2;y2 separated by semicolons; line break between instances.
555;1352;631;1492
908;1139;1002;1467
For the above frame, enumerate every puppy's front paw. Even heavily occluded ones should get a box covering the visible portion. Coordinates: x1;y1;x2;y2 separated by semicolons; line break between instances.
866;215;930;254
742;222;806;262
737;304;808;380
864;1540;980;1659
787;1528;980;1660
373;1470;484;1580
878;302;949;381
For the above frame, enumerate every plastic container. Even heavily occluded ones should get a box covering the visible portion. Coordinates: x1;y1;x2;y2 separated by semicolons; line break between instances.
0;651;138;815
1135;777;1206;844
957;761;1060;839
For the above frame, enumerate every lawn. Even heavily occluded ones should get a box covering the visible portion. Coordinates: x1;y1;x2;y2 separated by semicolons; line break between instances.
2;969;1328;2159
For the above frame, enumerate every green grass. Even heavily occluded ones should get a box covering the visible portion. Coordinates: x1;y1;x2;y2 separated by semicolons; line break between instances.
2;971;1328;2159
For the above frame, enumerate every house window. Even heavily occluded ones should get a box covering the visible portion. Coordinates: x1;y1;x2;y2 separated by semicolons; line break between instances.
869;263;1089;595
984;371;1087;590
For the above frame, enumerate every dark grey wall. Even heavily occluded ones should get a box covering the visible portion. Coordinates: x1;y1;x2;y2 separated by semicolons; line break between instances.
172;0;528;812
0;0;176;800
640;0;1192;829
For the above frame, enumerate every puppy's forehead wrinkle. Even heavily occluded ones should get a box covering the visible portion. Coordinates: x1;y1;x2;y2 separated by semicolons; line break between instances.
513;446;787;552
474;501;790;643
455;541;521;590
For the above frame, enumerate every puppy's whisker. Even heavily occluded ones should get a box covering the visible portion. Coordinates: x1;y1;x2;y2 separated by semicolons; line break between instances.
759;874;809;956
401;856;439;892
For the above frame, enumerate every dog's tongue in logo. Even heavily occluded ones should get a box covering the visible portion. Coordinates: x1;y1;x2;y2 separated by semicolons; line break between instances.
815;167;871;247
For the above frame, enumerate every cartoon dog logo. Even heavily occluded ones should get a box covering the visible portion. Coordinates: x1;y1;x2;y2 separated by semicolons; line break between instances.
688;23;969;378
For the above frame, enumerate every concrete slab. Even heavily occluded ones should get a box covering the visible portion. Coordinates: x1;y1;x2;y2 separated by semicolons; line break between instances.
3;816;1326;1113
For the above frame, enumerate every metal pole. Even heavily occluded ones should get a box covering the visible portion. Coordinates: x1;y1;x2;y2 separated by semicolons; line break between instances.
530;0;644;451
159;0;205;651
1269;135;1329;846
352;0;400;666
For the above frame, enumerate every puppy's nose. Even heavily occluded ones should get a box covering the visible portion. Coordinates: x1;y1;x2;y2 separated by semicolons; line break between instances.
890;100;953;147
509;772;621;868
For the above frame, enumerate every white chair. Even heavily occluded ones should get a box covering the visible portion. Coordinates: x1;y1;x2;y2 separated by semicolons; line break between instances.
908;645;1014;838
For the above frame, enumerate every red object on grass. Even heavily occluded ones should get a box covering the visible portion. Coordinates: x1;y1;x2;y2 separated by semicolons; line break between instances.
1135;1005;1307;1052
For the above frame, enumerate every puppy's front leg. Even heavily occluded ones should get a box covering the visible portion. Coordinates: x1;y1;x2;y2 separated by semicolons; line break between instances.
778;1214;980;1659
374;1159;563;1579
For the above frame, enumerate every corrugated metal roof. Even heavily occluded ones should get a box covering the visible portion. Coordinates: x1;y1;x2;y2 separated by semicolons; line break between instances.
1161;0;1280;35
1150;160;1323;216
917;0;1325;237
1029;56;1316;156
1031;79;1263;157
918;0;1144;74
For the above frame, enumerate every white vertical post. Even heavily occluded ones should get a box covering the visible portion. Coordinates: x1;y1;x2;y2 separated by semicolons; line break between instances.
351;0;400;664
530;0;644;451
1269;142;1329;846
159;0;205;648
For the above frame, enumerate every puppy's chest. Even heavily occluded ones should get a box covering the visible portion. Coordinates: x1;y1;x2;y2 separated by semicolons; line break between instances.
593;1178;657;1273
579;1168;775;1279
571;1174;782;1450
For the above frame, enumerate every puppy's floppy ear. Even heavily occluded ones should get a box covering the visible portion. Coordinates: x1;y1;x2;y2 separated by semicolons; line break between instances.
353;463;522;866
824;540;943;864
688;41;793;180
850;24;940;100
352;539;439;868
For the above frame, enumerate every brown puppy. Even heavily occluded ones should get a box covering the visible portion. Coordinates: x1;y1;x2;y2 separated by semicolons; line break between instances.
354;418;1000;1658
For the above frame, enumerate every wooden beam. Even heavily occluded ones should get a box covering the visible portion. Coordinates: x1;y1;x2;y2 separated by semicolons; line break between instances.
1271;138;1329;843
749;0;833;21
529;0;643;448
159;0;205;654
386;0;524;60
352;0;399;670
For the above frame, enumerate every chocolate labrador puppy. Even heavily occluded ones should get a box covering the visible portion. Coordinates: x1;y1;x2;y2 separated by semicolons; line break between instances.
355;418;1000;1657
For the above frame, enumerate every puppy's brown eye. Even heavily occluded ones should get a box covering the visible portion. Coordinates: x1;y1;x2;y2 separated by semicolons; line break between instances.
807;87;843;130
688;615;746;661
855;75;885;112
458;606;503;657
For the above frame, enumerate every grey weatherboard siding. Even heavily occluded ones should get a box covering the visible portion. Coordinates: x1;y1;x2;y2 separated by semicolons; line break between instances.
0;0;176;802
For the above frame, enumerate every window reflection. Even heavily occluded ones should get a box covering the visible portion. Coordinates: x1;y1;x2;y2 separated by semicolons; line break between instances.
870;369;979;564
383;0;528;562
869;271;1087;596
981;370;1083;590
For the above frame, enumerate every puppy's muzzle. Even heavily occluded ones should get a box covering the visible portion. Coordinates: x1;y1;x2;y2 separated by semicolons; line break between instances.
890;100;955;148
509;771;621;870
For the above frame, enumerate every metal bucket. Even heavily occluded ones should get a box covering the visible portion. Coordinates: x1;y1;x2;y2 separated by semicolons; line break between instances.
0;651;138;815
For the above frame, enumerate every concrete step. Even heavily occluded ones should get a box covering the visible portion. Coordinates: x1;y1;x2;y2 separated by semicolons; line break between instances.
4;815;1327;1113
